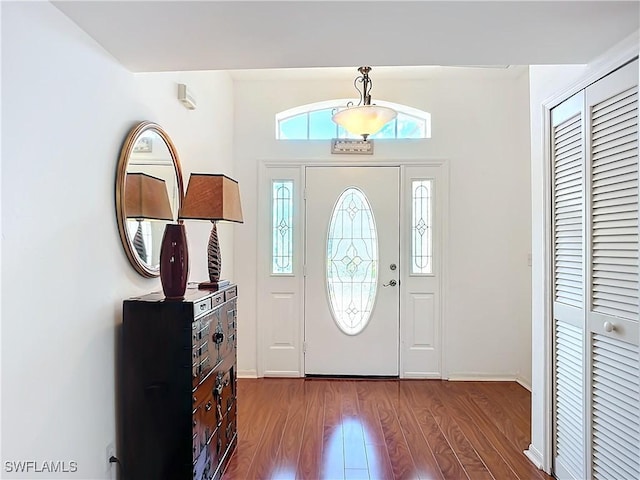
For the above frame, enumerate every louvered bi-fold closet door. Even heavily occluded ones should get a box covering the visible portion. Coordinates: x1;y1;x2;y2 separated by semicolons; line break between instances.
551;92;586;480
586;59;640;480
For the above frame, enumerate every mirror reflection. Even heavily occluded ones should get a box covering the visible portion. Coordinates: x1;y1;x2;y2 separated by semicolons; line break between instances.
116;122;183;277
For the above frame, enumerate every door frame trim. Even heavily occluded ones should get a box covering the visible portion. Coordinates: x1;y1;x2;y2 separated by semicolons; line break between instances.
257;158;449;379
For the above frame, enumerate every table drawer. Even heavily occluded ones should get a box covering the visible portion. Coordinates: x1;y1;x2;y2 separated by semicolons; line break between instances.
224;286;237;302
194;297;212;318
212;291;225;308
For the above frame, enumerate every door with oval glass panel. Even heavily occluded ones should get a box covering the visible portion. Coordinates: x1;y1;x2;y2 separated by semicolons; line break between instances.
304;166;400;375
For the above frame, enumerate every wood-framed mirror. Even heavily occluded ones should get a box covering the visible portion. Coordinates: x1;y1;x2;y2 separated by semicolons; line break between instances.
116;121;184;277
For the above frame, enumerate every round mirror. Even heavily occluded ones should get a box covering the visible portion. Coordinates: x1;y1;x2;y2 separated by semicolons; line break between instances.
116;121;184;277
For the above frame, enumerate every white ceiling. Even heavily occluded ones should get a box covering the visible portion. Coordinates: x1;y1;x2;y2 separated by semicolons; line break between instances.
52;1;639;73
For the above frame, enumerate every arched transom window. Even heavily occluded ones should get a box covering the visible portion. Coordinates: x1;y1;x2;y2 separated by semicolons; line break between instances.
276;99;431;140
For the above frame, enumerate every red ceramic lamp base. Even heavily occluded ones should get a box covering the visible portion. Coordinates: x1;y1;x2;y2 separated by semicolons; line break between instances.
159;224;189;300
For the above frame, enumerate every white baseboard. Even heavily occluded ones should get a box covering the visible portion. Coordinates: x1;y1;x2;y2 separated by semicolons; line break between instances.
516;376;532;391
446;373;519;382
524;444;544;470
402;372;442;379
242;371;531;386
263;370;301;377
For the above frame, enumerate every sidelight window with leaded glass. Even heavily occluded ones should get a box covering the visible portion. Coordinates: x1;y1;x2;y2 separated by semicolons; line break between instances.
272;180;294;274
411;180;433;274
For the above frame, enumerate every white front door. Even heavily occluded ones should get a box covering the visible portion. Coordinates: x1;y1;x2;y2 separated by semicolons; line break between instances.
304;166;400;376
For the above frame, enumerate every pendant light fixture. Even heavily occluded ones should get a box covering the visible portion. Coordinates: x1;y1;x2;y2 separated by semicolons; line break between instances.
332;66;397;141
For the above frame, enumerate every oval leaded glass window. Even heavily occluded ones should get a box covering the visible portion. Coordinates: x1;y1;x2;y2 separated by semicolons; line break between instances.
326;188;378;335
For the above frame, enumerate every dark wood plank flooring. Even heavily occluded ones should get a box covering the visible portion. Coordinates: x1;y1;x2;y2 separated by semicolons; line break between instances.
222;379;552;480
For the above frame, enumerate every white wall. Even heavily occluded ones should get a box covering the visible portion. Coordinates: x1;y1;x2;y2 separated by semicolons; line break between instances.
232;67;533;383
1;3;234;478
133;72;236;283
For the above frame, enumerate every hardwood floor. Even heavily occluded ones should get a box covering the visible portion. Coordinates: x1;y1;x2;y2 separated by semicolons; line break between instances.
222;378;553;480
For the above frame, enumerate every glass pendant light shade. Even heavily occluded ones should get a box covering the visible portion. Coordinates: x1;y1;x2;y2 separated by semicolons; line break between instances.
332;105;397;139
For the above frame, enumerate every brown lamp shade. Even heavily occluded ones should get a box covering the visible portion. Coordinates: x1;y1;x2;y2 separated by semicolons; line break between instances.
125;173;173;220
179;174;244;223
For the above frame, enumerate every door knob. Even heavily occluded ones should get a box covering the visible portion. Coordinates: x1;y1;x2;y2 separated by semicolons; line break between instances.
603;321;615;333
383;279;397;287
